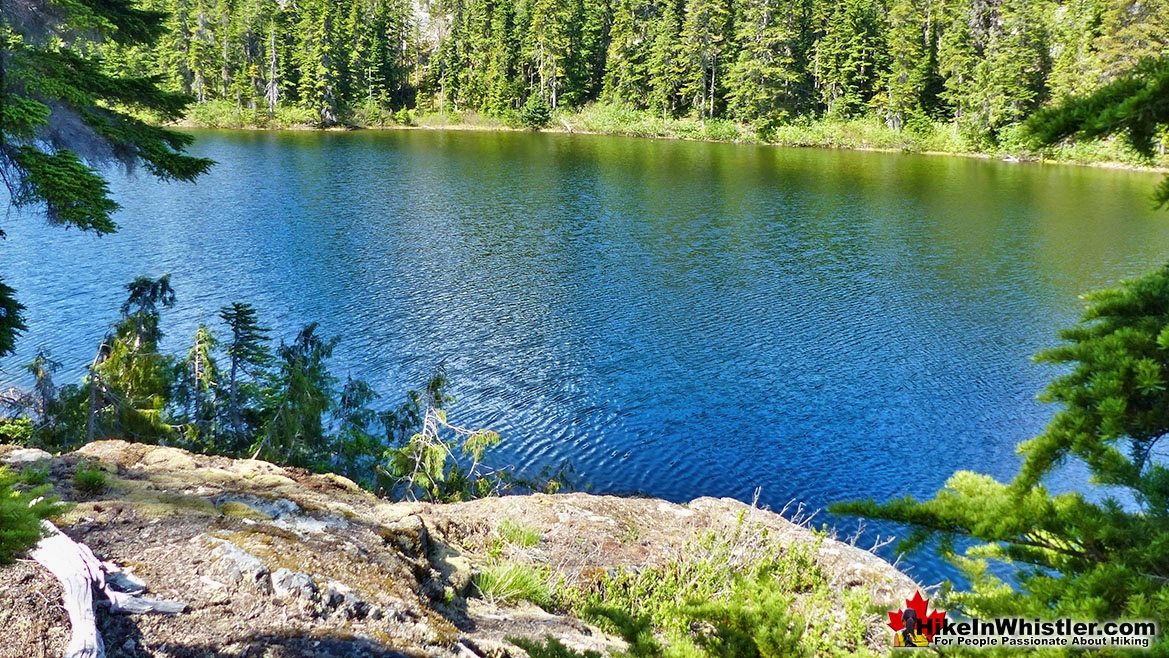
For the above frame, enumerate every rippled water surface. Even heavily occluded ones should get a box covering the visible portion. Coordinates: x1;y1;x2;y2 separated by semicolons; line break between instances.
6;130;1169;582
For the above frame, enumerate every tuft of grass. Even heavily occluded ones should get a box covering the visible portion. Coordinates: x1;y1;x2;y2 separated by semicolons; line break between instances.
497;519;542;548
72;461;107;495
474;561;551;607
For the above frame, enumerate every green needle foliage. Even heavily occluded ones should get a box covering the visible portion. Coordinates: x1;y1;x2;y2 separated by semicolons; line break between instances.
1026;58;1169;208
72;461;108;495
218;302;273;452
0;0;212;358
835;59;1169;655
0;467;61;564
91;275;180;443
835;268;1169;648
254;322;340;468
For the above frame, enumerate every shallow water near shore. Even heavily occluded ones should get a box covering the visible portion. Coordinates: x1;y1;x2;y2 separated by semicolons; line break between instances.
5;129;1169;584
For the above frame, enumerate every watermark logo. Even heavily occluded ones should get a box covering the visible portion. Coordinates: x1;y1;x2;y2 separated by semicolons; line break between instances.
886;590;1160;650
888;591;946;648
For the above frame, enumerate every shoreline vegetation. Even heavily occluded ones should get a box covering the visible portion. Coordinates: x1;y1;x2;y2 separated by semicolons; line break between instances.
176;101;1169;174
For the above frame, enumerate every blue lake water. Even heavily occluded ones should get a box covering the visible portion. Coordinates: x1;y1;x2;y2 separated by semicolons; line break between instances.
4;129;1169;584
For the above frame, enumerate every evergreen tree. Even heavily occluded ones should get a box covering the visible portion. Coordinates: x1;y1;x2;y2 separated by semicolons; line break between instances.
602;0;647;105
1;0;211;357
876;0;932;130
646;0;684;115
678;0;731;119
120;274;178;350
564;0;610;106
174;324;220;446
1095;0;1169;80
255;323;339;467
836;60;1169;654
1046;0;1105;100
93;275;179;442
935;0;977;123
484;0;521;114
332;376;383;486
25;350;61;428
218;302;271;451
812;0;886;118
293;0;343;123
966;0;1051;141
526;0;577;108
726;0;806;125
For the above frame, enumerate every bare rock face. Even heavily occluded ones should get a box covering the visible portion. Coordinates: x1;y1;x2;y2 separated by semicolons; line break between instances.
0;441;918;658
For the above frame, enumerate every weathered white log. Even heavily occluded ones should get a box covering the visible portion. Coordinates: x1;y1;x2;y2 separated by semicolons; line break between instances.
29;521;186;658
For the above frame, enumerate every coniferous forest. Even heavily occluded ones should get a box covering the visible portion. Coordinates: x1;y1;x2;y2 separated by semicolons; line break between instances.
105;0;1169;146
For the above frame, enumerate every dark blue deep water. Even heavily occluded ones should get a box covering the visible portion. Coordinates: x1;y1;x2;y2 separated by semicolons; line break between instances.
5;130;1169;584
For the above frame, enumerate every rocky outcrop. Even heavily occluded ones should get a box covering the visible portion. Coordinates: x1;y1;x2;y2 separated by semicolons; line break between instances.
0;441;917;658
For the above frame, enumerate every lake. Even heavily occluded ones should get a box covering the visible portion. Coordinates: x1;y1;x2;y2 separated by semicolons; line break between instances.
4;129;1169;584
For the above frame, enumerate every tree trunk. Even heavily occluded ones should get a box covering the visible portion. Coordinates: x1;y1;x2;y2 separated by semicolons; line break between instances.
86;368;97;444
229;354;241;440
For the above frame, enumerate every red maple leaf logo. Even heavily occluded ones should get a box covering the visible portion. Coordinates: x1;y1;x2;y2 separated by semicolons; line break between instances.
888;591;947;641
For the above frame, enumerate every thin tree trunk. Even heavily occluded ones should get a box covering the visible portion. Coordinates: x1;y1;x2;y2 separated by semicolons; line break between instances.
86;368;97;445
229;354;241;439
266;25;279;115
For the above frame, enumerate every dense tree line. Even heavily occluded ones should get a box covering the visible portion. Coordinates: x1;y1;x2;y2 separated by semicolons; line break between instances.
105;0;1169;142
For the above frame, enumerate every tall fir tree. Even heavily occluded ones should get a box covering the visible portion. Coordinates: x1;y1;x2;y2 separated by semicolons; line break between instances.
646;0;684;115
256;323;339;467
294;0;343;123
726;0;807;125
174;324;220;445
525;0;578;108
218;302;272;453
876;0;933;130
678;0;732;119
812;0;886;118
602;0;648;105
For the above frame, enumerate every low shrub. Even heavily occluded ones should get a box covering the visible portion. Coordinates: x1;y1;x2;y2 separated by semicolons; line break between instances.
18;464;50;486
0;467;61;564
521;96;553;129
73;461;107;495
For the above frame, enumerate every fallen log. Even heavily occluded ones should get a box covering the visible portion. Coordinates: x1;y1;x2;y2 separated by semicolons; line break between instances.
29;521;186;658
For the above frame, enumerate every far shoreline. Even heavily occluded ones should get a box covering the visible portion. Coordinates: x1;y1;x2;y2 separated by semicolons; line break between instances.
170;108;1169;177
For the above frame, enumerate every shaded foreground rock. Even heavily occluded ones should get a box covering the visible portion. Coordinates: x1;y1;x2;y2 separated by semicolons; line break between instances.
0;441;918;657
